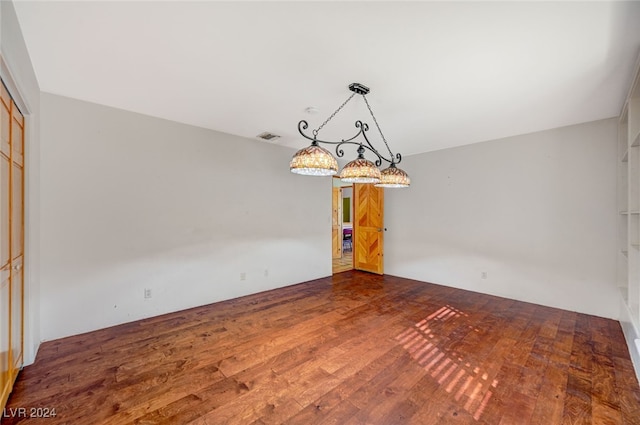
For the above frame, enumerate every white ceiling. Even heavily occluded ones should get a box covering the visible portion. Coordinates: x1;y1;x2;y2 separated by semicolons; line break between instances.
13;1;640;157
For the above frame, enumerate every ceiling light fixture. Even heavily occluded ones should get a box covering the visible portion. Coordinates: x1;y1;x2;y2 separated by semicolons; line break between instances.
290;83;410;188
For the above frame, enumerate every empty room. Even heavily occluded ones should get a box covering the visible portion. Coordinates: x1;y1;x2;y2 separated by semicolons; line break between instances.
1;1;640;424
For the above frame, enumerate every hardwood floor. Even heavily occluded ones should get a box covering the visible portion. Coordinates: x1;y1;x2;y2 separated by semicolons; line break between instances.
4;272;640;424
332;250;353;274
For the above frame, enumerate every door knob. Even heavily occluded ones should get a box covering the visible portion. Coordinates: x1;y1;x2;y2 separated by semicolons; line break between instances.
12;264;21;271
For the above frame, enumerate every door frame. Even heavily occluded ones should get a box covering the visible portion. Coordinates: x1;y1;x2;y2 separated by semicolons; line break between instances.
331;179;385;275
332;177;354;273
0;55;34;369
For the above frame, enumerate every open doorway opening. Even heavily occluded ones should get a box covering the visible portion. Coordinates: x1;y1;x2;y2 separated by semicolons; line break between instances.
332;177;354;274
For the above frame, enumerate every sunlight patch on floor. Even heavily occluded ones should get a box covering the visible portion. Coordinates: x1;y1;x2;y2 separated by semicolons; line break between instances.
395;305;498;421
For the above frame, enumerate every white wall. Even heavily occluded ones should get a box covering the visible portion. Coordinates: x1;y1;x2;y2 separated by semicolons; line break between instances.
40;93;331;341
1;0;41;365
385;118;618;319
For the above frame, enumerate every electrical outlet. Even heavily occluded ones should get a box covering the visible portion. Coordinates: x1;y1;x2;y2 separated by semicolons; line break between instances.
481;272;487;279
144;288;152;299
240;272;246;281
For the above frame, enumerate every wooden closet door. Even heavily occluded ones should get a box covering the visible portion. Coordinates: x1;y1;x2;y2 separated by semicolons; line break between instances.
0;82;24;409
10;102;24;375
0;83;12;407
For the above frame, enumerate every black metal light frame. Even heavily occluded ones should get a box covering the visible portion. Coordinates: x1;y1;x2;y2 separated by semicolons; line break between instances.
297;83;403;168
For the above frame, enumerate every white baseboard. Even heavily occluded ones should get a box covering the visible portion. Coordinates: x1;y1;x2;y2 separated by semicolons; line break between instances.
619;293;640;384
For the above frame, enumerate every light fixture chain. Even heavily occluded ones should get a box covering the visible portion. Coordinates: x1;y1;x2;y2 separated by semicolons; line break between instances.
313;92;357;136
363;95;394;160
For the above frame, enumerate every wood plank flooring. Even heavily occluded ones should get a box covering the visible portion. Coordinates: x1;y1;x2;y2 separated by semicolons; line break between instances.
4;271;640;424
332;251;353;274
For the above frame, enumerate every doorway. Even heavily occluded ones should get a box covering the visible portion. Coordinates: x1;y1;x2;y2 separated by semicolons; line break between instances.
332;177;353;273
332;179;386;275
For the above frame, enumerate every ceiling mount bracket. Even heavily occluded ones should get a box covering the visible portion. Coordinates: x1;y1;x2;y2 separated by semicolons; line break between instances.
348;83;370;95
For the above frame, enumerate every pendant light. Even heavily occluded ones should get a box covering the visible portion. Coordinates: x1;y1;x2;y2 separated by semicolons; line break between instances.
340;145;381;183
375;163;411;188
290;83;411;188
289;140;338;176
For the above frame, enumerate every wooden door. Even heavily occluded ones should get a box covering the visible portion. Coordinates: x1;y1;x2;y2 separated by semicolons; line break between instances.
353;184;384;274
0;84;10;409
332;187;342;259
0;82;24;409
10;98;24;379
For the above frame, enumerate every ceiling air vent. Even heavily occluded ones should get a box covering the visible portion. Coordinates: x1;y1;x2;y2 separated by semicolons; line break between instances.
256;132;281;141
